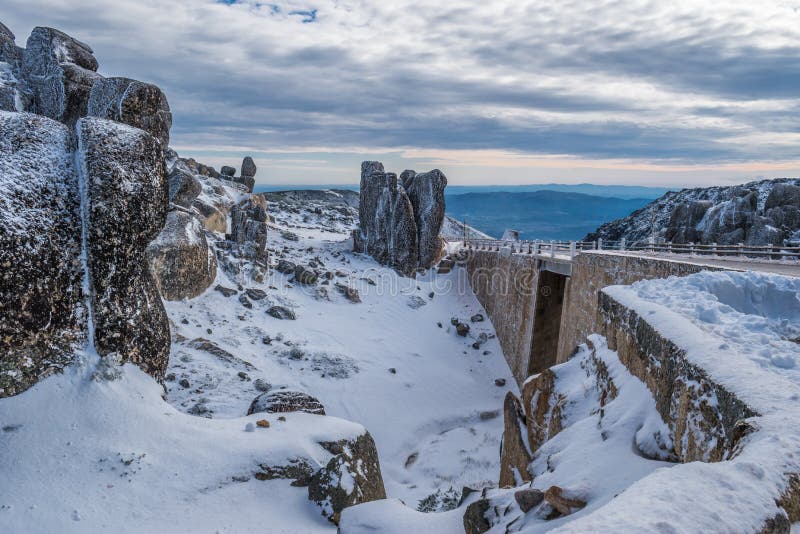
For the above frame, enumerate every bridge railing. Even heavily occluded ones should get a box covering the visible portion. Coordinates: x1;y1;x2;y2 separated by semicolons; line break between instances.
458;237;800;261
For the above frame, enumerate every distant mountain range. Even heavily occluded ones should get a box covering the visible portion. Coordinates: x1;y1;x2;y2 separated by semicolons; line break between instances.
254;183;671;200
445;191;652;240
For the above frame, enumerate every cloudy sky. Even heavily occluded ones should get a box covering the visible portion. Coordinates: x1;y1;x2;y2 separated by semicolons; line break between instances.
5;0;800;186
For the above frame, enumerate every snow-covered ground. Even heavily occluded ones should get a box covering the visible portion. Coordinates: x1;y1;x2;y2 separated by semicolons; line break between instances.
0;191;516;533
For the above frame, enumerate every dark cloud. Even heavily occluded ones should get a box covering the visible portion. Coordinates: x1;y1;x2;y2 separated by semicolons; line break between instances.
3;0;799;168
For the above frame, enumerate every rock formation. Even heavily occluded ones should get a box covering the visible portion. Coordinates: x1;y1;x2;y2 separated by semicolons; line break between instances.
354;161;446;275
0;23;173;395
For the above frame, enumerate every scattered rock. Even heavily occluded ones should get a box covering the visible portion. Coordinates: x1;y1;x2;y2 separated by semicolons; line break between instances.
256;419;270;428
407;295;427;309
281;230;300;241
215;285;237;297
456;323;470;337
267;306;296;320
494;378;506;387
254;379;272;393
470;313;485;323
238;294;253;308
294;265;318;285
515;488;544;513
179;378;190;389
87;77;172;146
276;260;296;274
543;486;586;517
334;283;361;303
245;288;267;300
499;392;532;488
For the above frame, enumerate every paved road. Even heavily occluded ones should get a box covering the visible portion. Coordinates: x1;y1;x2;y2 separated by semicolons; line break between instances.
589;250;800;277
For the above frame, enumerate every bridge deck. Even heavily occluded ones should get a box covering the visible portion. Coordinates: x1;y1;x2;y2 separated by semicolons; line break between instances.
586;250;800;278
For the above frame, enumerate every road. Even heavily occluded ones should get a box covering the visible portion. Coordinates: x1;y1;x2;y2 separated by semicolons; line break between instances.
589;250;800;277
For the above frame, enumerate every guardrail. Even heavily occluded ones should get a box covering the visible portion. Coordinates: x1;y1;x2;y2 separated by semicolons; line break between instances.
457;237;800;262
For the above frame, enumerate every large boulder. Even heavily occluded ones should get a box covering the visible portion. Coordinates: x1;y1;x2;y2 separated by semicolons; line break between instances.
146;210;217;300
23;27;101;125
0;111;85;397
193;199;227;233
699;190;758;245
308;432;387;524
78;117;170;381
405;169;447;267
87;77;172;146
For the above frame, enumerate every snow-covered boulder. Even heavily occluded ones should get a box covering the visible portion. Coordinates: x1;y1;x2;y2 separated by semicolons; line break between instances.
78;116;170;381
229;195;268;260
23;26;101;125
308;432;387;524
247;390;326;415
87;77;172;146
146;210;217;300
0;111;85;397
167;161;202;208
498;391;532;488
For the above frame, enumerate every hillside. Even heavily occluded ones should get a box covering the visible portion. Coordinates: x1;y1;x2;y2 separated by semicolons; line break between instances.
586;178;800;246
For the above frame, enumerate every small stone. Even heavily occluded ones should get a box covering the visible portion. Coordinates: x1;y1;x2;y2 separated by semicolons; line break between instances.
256;419;270;428
180;318;189;325
428;292;434;299
206;328;212;335
239;294;253;309
245;422;255;432
450;317;459;326
246;288;268;300
515;488;544;513
179;378;190;389
388;368;397;374
470;313;485;323
278;416;286;422
238;371;250;381
165;373;176;382
494;378;506;387
215;284;237;297
437;322;442;328
456;323;470;337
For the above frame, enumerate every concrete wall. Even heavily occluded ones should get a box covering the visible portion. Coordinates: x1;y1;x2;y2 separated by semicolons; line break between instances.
555;252;721;364
464;249;539;385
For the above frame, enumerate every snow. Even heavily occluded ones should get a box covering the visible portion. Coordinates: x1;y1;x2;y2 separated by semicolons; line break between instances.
0;353;364;533
603;270;800;415
164;216;515;509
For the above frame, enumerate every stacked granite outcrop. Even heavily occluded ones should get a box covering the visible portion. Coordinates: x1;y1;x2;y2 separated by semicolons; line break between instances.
0;23;172;396
353;161;447;275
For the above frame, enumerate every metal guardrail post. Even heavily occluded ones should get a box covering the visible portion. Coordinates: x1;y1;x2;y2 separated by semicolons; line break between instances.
620;238;626;251
597;238;603;250
738;243;744;257
689;242;695;255
550;240;555;258
569;241;576;260
712;242;717;255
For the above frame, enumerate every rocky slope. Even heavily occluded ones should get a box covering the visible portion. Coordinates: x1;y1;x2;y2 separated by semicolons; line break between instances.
586;178;800;247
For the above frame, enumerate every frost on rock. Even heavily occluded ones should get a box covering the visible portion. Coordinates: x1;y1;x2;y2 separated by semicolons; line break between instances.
354;161;447;275
0;23;30;112
0;111;85;397
78;117;170;382
23;26;101;125
87;77;172;147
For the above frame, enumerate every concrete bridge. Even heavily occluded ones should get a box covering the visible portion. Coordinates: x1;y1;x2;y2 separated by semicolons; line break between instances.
459;237;800;386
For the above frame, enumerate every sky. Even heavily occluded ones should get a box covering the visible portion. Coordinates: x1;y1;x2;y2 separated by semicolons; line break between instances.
4;0;800;186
